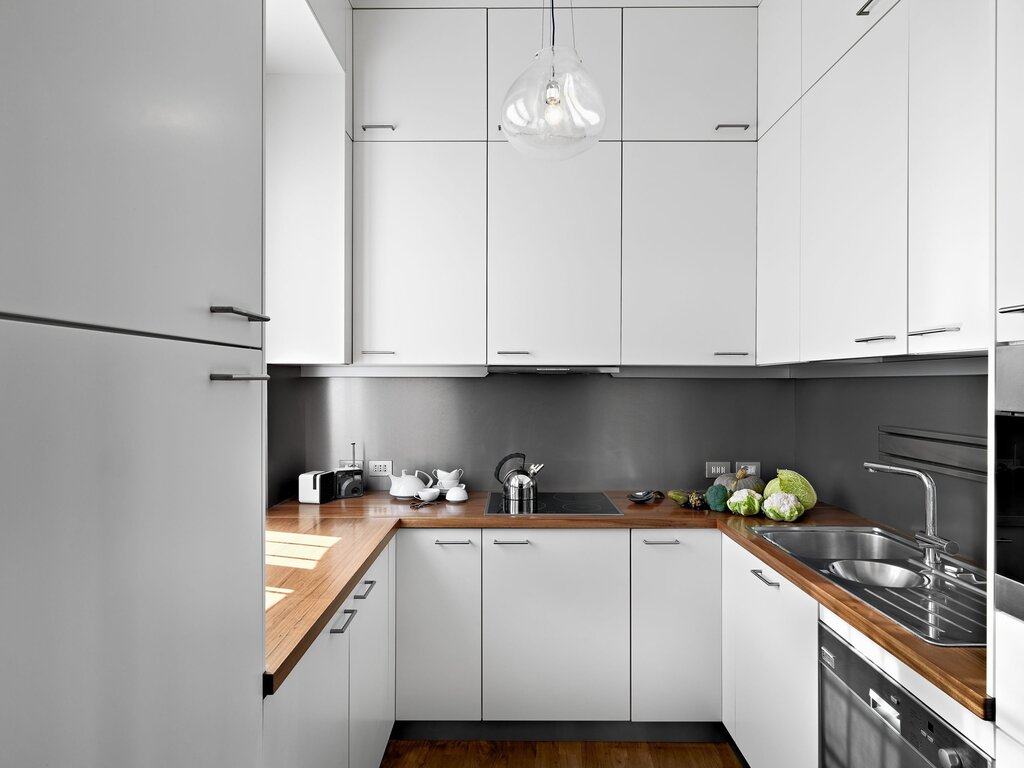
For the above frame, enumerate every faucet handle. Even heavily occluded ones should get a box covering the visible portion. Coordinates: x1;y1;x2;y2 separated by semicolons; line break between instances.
916;531;959;557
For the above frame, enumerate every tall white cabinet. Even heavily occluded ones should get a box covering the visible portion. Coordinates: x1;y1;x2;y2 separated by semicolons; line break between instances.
997;0;1024;342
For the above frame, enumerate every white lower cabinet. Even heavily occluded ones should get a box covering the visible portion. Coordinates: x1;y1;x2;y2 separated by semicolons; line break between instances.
722;536;818;768
483;529;630;720
631;530;722;722
397;529;482;720
263;606;352;768
997;728;1024;766
996;609;1024;744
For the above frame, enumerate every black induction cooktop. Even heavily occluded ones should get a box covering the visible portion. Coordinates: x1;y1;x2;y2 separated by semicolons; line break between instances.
485;492;623;515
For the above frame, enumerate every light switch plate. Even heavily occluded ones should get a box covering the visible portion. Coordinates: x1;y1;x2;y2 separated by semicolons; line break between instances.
368;460;393;477
735;461;761;477
706;461;731;478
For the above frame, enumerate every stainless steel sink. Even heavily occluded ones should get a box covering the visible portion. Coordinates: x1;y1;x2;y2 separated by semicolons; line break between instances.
752;525;987;647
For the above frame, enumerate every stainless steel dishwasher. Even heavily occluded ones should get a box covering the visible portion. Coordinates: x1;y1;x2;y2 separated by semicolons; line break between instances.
819;623;990;768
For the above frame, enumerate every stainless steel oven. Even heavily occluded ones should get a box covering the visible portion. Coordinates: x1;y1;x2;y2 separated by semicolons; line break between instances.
819;623;990;768
996;344;1024;620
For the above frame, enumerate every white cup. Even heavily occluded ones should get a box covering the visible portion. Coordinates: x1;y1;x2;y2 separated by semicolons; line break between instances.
445;483;468;503
417;487;440;502
434;468;464;490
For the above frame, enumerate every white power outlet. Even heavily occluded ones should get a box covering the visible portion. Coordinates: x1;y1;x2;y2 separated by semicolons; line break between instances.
368;460;393;477
706;461;731;478
735;461;761;477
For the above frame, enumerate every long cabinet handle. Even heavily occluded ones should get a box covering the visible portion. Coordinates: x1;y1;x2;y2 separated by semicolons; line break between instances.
714;352;750;357
209;373;270;381
854;335;897;343
435;539;473;545
330;608;357;634
361;350;396;355
496;351;530;355
362;124;396;131
643;539;681;545
750;569;781;588
907;325;961;337
856;0;877;15
493;539;531;545
354;580;376;600
999;305;1024;314
715;123;750;131
209;305;270;322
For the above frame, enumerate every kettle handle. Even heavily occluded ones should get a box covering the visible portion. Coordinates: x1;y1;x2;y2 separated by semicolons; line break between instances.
494;452;526;484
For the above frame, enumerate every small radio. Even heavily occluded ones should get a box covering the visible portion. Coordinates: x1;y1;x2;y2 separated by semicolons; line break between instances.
334;463;364;499
298;470;338;504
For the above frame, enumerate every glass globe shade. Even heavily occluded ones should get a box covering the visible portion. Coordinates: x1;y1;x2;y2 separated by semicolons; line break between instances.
500;45;606;161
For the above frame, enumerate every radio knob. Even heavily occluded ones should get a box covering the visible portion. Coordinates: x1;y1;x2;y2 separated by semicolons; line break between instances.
937;747;964;768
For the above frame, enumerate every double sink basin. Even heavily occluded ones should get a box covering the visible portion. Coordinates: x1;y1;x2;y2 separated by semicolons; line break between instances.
754;526;987;647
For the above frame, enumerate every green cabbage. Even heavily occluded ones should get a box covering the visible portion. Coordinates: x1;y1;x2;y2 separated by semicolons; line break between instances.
763;492;806;522
726;488;763;516
764;469;817;510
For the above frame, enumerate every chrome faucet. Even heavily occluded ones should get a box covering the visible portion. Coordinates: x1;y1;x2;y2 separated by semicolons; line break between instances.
863;462;959;569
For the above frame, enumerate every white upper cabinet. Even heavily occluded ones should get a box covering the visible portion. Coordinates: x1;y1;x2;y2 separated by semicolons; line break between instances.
0;0;262;347
353;10;486;141
998;0;1024;342
758;0;802;136
488;142;621;367
488;9;622;142
622;142;756;365
801;2;909;361
354;142;486;365
802;0;902;92
908;0;993;354
622;9;756;141
757;104;801;365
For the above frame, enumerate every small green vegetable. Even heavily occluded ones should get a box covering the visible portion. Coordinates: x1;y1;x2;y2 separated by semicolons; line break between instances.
763;492;806;522
726;488;763;516
705;484;731;512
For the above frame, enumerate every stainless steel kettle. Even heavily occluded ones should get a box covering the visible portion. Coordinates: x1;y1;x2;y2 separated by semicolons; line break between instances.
494;452;544;514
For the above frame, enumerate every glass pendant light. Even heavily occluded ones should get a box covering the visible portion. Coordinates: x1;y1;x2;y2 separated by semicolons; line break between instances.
500;1;605;161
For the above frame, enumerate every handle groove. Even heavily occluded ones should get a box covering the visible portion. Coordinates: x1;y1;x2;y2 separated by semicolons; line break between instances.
715;123;751;131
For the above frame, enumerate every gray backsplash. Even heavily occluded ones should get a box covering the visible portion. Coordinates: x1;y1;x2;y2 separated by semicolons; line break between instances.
268;368;988;563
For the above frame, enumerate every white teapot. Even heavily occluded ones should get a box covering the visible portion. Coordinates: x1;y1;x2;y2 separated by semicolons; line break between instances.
389;469;433;499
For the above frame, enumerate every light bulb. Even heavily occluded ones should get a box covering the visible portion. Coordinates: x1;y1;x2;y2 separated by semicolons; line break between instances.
544;103;566;126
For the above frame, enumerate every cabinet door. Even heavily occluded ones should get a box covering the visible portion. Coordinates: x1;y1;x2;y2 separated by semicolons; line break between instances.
622;143;756;365
908;0;993;354
397;529;482;721
488;8;622;141
997;0;1024;342
723;537;818;768
802;0;901;92
801;2;908;362
758;0;802;136
349;549;393;768
0;1;262;347
997;728;1024;767
757;105;801;365
631;530;722;722
354;142;486;365
483;529;630;720
0;321;263;768
623;9;756;141
353;9;486;141
488;142;621;366
264;609;351;768
996;610;1024;743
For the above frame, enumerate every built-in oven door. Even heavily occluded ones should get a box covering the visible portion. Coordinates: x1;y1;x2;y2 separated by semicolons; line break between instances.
995;344;1024;617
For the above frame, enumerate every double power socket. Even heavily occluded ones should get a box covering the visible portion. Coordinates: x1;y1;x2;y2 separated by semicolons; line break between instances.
705;461;761;479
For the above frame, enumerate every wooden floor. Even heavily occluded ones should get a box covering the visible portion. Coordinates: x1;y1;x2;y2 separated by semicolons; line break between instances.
380;740;744;768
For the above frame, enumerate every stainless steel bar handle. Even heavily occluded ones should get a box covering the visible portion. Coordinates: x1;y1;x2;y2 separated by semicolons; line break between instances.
330;608;357;634
209;305;270;322
715;123;751;131
750;568;780;587
907;325;961;337
999;304;1024;314
854;335;897;343
643;539;681;545
209;373;270;381
362;124;396;131
435;539;473;545
361;350;396;355
856;0;877;15
354;579;376;600
496;351;530;355
493;539;531;545
714;352;750;356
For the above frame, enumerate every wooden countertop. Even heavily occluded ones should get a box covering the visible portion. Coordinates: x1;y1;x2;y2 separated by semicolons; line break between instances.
264;491;991;720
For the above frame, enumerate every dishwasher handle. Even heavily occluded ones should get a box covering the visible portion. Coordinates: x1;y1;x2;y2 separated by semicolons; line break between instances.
869;688;902;735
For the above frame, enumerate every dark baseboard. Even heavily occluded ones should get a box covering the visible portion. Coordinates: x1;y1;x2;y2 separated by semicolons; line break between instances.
390;720;731;743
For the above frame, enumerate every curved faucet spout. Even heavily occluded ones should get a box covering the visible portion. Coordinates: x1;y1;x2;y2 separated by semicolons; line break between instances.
863;462;944;567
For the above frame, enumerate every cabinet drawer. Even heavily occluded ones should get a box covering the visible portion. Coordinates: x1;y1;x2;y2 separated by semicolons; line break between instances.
802;0;902;92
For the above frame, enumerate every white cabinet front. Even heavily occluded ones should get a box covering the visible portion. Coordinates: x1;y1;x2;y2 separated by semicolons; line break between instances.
800;1;909;362
623;8;756;141
758;0;802;136
488;142;621;367
353;9;486;141
397;529;482;721
631;530;722;722
622;142;756;365
0;0;263;347
908;0;993;355
354;142;486;365
488;8;622;142
802;0;901;93
483;529;630;720
998;0;1024;342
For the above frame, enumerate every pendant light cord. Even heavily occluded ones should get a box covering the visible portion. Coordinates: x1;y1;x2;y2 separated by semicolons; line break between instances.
550;0;556;48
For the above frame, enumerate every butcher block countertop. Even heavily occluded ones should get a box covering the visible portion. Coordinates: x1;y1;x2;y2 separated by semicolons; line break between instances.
264;491;991;720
